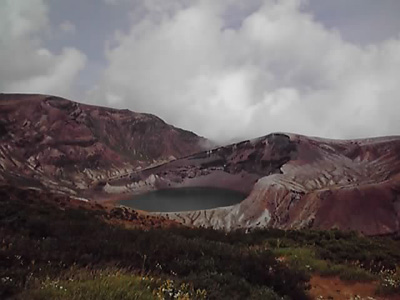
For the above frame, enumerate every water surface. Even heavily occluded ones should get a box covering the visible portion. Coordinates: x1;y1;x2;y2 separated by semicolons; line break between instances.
119;187;246;212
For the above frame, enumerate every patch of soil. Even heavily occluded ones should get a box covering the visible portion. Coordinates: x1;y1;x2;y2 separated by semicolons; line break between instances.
309;276;400;300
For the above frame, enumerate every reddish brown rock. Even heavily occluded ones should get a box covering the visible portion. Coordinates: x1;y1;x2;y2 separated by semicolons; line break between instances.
146;134;400;235
0;93;208;194
2;93;400;235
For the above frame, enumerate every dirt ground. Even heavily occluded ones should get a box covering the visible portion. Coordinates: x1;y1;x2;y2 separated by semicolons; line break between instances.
309;276;400;300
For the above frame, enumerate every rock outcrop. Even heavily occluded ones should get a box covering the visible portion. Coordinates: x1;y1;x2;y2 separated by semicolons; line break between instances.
2;93;399;235
134;133;400;235
0;93;208;195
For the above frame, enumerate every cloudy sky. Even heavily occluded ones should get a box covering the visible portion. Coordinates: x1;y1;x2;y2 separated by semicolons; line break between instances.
1;0;400;143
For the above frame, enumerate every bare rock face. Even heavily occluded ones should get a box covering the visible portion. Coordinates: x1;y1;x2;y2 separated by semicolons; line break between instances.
141;133;400;235
0;93;208;194
2;93;399;235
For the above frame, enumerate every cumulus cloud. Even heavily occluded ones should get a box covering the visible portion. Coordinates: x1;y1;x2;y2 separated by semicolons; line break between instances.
87;0;400;143
0;0;86;97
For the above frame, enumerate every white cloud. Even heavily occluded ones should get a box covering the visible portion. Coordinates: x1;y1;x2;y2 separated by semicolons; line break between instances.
0;0;86;97
89;0;399;142
60;20;76;34
7;48;86;96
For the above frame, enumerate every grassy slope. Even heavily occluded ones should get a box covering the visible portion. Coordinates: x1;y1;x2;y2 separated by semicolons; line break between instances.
1;186;399;299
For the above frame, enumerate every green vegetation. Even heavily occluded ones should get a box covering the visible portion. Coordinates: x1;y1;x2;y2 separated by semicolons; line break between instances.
0;188;307;299
25;273;155;300
1;187;400;299
272;247;376;282
376;268;400;296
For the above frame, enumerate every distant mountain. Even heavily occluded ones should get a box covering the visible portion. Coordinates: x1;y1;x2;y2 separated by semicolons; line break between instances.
2;93;399;236
0;94;209;195
113;133;400;236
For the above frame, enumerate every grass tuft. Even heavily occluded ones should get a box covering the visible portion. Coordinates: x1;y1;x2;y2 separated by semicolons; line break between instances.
21;274;155;300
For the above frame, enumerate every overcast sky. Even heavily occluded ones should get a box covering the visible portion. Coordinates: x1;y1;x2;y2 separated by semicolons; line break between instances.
1;0;400;143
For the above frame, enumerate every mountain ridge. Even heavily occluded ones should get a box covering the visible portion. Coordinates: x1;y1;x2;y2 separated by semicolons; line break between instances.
1;93;399;236
0;93;208;196
119;133;400;236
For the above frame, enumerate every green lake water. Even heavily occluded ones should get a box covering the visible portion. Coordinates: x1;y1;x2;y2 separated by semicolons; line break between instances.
119;187;246;212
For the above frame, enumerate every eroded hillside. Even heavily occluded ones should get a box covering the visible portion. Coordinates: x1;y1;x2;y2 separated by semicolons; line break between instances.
106;133;400;235
0;94;208;196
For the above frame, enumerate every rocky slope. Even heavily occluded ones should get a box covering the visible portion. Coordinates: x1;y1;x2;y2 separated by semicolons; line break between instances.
110;133;400;235
1;93;399;235
0;93;208;196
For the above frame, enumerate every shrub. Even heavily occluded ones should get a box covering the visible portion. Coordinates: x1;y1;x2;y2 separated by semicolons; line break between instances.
2;186;400;299
376;269;400;296
20;274;155;300
0;188;310;299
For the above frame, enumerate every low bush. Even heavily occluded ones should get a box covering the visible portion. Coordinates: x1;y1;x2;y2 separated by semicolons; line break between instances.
23;274;155;300
0;189;310;299
1;187;399;299
376;269;400;296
